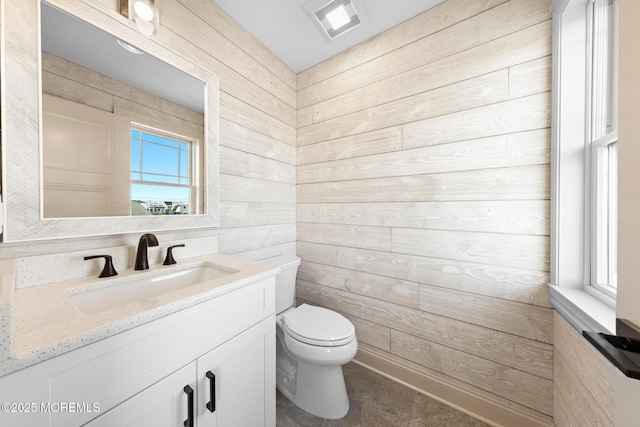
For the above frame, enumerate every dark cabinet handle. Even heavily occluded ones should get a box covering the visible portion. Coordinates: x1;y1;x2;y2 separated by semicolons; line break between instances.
83;255;118;278
183;385;194;427
206;370;216;412
163;244;185;265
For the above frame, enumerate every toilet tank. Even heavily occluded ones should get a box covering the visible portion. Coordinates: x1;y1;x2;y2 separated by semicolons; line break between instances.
260;254;301;314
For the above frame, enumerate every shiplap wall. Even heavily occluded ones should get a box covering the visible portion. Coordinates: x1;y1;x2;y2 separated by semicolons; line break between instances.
296;0;553;423
553;313;615;427
135;0;298;259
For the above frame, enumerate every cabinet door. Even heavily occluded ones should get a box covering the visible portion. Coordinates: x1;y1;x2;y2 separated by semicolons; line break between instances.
85;362;196;427
197;317;275;427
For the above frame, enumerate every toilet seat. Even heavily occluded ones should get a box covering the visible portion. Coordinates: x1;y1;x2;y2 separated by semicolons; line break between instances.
282;304;355;346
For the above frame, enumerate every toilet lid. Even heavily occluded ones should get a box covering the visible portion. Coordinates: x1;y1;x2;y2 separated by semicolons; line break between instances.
282;304;355;346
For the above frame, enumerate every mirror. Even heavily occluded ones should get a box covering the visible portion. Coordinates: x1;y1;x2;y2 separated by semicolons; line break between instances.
41;2;205;218
0;0;220;241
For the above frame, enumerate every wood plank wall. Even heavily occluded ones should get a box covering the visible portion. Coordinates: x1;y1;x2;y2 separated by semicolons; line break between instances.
296;0;554;423
129;0;298;259
553;313;615;427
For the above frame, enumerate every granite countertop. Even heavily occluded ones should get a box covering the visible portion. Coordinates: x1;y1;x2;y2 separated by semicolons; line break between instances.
0;253;279;377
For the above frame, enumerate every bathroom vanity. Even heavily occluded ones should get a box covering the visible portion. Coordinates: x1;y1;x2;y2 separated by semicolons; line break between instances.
0;0;279;425
0;253;277;427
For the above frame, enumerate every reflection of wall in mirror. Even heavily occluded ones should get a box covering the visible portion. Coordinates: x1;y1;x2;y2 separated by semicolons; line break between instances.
42;94;130;218
41;52;205;219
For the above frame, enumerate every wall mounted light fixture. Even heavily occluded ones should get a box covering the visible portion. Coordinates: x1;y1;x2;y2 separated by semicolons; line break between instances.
119;0;159;36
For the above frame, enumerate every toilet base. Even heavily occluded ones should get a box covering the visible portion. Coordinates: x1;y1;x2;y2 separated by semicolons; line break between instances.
275;305;357;420
278;360;349;420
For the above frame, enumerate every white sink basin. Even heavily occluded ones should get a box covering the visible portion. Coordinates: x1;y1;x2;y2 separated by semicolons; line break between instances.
68;264;235;315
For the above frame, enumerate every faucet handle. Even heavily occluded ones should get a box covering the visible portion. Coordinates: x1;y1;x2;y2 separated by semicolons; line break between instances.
163;244;185;265
84;255;118;278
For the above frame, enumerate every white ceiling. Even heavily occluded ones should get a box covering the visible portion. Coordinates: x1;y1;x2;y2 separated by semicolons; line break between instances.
212;0;445;73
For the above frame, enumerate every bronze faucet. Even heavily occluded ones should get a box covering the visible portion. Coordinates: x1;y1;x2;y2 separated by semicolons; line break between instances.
134;233;159;270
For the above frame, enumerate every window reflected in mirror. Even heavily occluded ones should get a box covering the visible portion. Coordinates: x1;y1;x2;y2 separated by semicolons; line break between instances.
130;125;198;216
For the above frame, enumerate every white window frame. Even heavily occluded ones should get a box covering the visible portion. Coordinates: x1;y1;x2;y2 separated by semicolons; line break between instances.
589;134;617;298
586;0;618;299
130;123;197;212
549;0;617;334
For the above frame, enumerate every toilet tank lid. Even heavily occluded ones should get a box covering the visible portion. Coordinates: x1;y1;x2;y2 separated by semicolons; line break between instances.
259;253;301;270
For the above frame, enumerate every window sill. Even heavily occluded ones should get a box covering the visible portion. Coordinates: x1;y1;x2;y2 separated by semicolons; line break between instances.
548;284;616;334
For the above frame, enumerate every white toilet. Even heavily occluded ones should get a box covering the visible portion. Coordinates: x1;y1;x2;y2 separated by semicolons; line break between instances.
262;254;358;420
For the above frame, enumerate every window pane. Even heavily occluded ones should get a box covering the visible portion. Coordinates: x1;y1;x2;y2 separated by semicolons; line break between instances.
142;132;179;148
591;139;617;293
593;145;610;286
130;126;193;216
130;136;141;172
131;183;190;216
607;141;617;289
590;0;616;139
588;0;617;296
139;173;179;185
180;151;189;178
141;140;180;176
131;183;189;202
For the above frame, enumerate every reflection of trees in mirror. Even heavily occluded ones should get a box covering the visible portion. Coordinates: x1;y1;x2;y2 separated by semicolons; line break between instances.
130;125;194;216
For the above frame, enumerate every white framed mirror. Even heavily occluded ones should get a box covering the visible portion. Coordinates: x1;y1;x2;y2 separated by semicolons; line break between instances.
0;0;220;241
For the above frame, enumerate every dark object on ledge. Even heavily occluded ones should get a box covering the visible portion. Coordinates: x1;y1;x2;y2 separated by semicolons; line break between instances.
135;233;159;270
617;318;640;341
84;255;118;278
163;244;185;265
583;319;640;380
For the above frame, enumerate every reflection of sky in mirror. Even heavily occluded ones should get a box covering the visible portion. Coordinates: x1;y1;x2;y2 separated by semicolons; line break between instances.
131;130;190;205
131;184;189;204
40;2;205;113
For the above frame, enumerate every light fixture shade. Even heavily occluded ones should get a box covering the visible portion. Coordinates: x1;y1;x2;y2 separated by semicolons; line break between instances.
119;0;159;36
134;1;154;22
135;17;155;36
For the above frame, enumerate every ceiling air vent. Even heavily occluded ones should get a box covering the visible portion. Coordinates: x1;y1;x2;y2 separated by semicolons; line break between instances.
313;0;362;39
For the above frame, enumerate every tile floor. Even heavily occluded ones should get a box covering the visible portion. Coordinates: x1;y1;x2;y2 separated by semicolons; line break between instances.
276;362;492;427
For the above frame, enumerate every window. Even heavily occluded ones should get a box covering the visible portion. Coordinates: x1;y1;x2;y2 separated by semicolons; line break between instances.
549;0;617;334
587;0;618;297
130;124;194;215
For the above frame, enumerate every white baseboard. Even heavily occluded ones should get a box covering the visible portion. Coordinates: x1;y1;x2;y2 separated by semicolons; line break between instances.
353;346;553;427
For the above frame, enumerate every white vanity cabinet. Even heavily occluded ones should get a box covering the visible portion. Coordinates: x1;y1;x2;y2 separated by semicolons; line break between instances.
84;362;197;427
0;276;276;427
196;317;274;427
86;317;274;427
